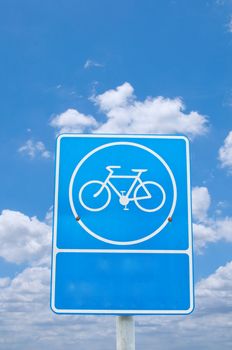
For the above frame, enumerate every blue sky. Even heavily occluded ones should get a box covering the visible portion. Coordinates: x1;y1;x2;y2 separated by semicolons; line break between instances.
0;0;232;349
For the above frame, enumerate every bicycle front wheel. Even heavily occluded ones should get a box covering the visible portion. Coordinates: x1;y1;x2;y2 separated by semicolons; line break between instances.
79;180;111;212
134;181;166;213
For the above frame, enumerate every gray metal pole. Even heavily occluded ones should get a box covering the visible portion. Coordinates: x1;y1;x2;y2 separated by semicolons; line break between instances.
116;316;135;350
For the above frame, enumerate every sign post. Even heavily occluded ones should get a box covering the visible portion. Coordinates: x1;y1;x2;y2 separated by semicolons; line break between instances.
51;134;194;326
116;316;135;350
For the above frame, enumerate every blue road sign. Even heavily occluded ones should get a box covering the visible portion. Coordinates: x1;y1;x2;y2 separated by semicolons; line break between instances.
51;134;194;315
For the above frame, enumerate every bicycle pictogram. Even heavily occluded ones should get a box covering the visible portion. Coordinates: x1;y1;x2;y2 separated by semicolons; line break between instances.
79;165;166;212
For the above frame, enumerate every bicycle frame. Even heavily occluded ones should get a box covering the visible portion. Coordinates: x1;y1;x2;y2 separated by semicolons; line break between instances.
94;167;152;202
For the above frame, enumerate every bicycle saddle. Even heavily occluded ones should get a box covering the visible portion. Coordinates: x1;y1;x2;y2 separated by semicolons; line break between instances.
131;169;147;173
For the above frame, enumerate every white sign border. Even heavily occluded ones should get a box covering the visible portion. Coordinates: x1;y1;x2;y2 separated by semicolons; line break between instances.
51;134;194;315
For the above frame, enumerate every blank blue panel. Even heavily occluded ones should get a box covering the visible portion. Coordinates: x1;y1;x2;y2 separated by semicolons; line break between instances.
55;252;190;312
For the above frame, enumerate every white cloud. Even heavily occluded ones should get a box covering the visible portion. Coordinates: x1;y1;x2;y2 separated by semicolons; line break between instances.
0;199;231;349
84;59;104;69
228;15;232;32
137;261;232;349
0;265;114;350
18;139;51;159
1;257;232;349
0;210;51;265
192;186;232;253
92;82;208;136
93;82;135;110
192;186;211;222
218;131;232;173
50;82;208;137
196;261;232;311
50;108;99;134
0;277;11;288
44;206;53;226
193;222;217;251
0;267;50;309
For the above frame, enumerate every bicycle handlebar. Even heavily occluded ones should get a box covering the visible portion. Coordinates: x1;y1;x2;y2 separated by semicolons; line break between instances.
106;165;121;171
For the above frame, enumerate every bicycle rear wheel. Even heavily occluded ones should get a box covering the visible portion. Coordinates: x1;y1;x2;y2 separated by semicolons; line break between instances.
134;181;166;212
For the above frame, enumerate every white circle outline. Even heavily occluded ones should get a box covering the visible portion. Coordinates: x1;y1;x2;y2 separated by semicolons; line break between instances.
69;141;177;245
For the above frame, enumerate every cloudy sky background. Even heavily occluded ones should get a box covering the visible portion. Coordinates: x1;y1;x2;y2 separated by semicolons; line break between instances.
0;0;232;349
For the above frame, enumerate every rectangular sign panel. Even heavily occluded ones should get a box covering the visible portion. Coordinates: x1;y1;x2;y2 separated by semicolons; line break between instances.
51;134;194;314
